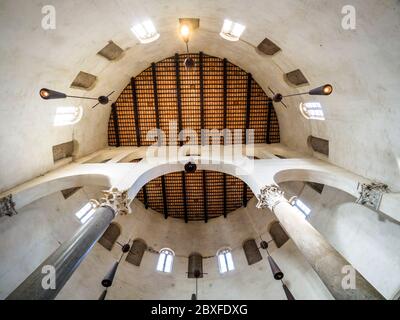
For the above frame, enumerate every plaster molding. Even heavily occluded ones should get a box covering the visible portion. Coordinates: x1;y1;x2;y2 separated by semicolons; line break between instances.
91;187;131;215
256;185;287;211
0;195;18;217
356;182;390;211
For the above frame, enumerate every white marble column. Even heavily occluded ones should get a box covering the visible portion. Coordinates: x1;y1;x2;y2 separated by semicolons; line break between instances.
257;185;384;300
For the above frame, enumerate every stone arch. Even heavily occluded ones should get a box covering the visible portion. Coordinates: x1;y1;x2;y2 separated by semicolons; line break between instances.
273;168;359;198
12;173;112;210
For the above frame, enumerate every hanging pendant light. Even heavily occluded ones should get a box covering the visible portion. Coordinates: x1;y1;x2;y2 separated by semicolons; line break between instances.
98;289;108;300
267;256;284;280
282;282;295;300
260;240;284;280
101;261;119;288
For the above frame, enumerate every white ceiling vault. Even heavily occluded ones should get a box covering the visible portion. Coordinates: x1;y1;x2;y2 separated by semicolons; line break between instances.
0;0;399;192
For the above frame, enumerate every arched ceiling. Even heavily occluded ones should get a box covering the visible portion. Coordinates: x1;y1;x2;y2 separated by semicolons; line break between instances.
1;0;399;193
107;53;280;146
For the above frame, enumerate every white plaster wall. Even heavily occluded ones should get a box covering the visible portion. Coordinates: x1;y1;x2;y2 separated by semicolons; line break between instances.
1;0;400;193
0;186;102;299
0;188;333;300
58;198;332;300
280;182;400;300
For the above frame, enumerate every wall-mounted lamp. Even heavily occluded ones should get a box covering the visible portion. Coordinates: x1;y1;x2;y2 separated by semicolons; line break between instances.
40;88;114;109
268;84;333;109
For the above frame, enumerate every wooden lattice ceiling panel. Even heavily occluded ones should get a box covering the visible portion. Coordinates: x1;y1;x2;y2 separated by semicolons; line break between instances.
108;52;280;146
107;52;280;222
136;170;253;222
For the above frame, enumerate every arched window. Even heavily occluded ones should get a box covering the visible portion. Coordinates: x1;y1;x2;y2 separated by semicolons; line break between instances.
299;102;325;120
98;222;121;251
54;106;83;126
217;248;235;273
157;248;174;273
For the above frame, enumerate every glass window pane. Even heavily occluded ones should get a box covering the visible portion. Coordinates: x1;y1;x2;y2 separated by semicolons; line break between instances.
75;203;92;219
164;254;173;273
80;208;95;224
157;253;166;271
218;254;227;273
226;252;235;271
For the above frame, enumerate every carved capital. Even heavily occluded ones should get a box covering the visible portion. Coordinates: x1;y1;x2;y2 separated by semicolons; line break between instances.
256;185;286;211
356;182;389;211
91;188;131;215
0;195;18;218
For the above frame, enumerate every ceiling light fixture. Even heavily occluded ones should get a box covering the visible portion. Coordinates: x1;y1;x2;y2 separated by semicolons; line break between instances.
184;162;197;173
40;88;114;109
179;24;195;69
220;19;246;41
131;20;160;44
268;84;333;109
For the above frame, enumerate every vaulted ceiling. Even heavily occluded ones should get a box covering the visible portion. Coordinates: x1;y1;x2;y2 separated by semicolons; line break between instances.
1;0;399;193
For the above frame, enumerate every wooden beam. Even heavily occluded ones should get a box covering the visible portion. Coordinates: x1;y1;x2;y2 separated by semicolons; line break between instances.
142;186;149;209
223;58;228;129
181;172;189;223
111;103;120;147
202;171;208;223
161;176;168;219
223;173;227;218
130;77;141;147
151;63;160;130
243;182;248;208
266;100;273;144
223;59;228;217
174;53;183;146
199;51;205;145
151;62;162;146
245;73;252;143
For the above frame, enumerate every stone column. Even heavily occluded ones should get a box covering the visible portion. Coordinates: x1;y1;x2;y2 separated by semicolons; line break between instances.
7;188;131;300
257;185;384;300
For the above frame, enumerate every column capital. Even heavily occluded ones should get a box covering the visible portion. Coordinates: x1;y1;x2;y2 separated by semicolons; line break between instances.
0;194;18;218
256;185;287;211
91;187;131;215
356;182;389;211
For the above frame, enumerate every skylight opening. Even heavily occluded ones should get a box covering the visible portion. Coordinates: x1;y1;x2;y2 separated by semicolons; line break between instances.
217;248;235;273
220;19;246;41
293;199;311;218
157;248;174;273
54;106;82;126
75;202;96;224
131;20;160;44
300;102;325;120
